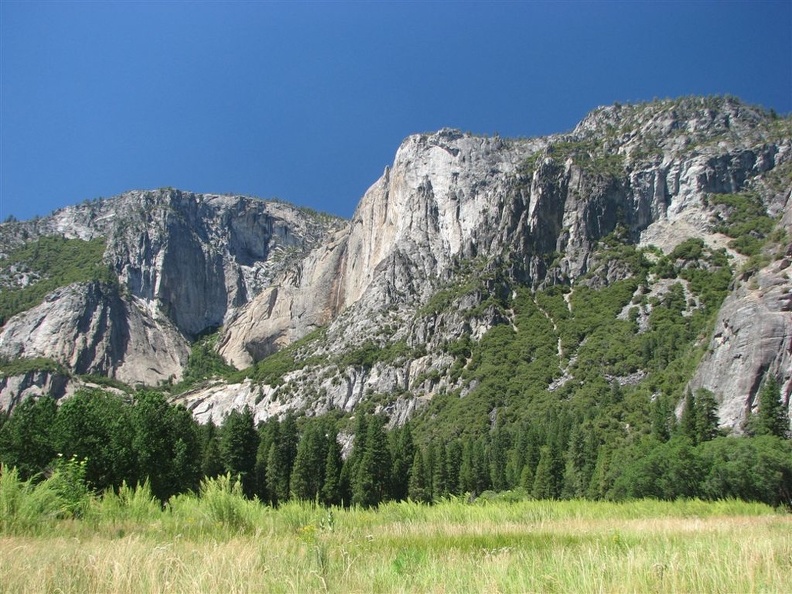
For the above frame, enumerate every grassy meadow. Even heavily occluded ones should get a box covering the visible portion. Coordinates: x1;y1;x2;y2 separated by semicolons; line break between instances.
1;472;791;593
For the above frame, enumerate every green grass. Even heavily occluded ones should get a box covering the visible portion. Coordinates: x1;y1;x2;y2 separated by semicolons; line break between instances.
1;469;789;593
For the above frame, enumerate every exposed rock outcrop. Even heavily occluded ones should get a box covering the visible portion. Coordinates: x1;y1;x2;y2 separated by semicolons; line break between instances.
0;281;188;384
1;97;790;433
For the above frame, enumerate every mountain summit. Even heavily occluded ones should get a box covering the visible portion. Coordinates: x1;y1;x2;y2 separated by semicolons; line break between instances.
1;96;790;434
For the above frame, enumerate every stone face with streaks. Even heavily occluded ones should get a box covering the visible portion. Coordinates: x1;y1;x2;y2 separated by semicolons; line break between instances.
1;97;790;432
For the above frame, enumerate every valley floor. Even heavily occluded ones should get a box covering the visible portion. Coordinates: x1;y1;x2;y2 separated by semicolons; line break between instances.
1;498;790;593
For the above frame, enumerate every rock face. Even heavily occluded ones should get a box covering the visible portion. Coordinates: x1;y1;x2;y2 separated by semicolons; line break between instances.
690;255;792;429
0;281;188;385
1;97;790;431
0;191;341;406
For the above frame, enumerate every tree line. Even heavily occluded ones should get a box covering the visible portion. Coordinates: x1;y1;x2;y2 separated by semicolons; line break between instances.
0;378;789;508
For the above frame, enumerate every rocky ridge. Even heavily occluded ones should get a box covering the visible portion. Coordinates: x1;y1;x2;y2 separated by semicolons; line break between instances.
1;97;790;433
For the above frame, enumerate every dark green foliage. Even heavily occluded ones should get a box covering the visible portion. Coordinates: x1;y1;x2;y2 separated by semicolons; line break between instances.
220;407;259;497
610;435;792;506
531;444;564;500
562;422;598;499
650;395;675;442
290;418;328;501
679;389;720;445
709;192;776;256
320;427;343;506
130;391;201;502
176;333;236;390
0;236;116;326
694;389;720;444
430;441;450;499
265;416;298;505
52;390;135;493
699;436;792;506
338;341;382;370
0;396;57;480
610;437;704;500
746;377;789;439
408;448;430;503
547;137;626;177
199;421;224;479
389;423;415;502
458;437;490;496
352;415;391;507
254;420;276;502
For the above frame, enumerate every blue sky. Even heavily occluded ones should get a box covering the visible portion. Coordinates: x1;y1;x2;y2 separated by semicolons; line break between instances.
1;1;790;221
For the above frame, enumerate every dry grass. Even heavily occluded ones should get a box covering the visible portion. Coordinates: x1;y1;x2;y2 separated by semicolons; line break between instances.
1;500;790;593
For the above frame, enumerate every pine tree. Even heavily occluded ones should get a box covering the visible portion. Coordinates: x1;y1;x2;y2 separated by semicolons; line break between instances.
562;422;595;499
488;425;510;492
679;389;698;443
532;445;562;500
472;437;491;495
694;388;719;444
167;404;202;495
458;438;476;495
749;377;789;438
255;419;279;502
445;439;463;495
651;394;674;442
200;421;224;479
321;427;343;506
265;443;282;505
220;407;259;497
265;416;298;505
408;448;430;503
431;441;449;499
290;420;328;501
352;415;391;507
586;446;612;500
389;423;415;501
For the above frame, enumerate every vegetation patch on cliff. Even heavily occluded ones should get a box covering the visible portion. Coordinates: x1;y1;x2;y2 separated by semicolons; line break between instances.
0;236;115;326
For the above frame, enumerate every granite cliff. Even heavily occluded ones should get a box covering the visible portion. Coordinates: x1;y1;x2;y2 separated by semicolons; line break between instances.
1;97;790;434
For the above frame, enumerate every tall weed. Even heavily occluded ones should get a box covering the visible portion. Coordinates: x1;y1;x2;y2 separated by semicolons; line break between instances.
0;465;64;534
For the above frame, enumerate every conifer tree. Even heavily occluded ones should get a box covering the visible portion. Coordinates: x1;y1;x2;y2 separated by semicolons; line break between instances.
652;395;674;442
255;419;279;502
167;403;202;495
352;415;391;507
586;445;612;500
562;422;596;499
445;439;463;495
458;438;476;495
532;445;562;500
694;388;719;444
408;448;430;503
265;444;281;505
679;389;698;443
290;419;328;501
321;427;343;506
220;406;259;497
488;425;510;491
471;437;491;495
200;421;224;479
748;377;789;438
264;416;298;504
389;422;415;501
431;441;449;499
